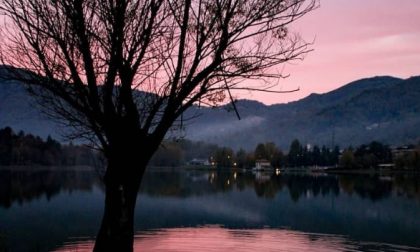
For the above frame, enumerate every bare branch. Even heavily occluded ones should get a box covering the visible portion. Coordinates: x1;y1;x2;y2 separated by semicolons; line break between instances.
0;0;318;151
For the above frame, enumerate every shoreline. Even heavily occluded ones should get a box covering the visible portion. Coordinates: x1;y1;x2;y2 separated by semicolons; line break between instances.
323;168;420;175
1;165;419;175
0;165;96;171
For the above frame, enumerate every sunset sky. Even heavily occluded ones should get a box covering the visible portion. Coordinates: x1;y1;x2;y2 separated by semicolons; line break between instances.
246;0;420;105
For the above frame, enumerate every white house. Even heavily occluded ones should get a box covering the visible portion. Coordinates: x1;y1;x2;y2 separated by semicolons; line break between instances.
254;159;272;170
188;158;211;166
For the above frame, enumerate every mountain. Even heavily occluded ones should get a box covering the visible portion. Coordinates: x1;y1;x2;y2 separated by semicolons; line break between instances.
1;69;419;150
0;72;59;139
183;76;420;149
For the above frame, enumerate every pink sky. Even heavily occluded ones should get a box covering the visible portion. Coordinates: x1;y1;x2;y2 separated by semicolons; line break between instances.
242;0;420;105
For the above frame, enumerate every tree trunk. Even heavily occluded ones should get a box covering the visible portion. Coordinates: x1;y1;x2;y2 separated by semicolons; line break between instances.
93;151;148;252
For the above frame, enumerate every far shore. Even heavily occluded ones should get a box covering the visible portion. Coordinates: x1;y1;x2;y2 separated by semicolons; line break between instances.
323;167;420;175
0;165;419;175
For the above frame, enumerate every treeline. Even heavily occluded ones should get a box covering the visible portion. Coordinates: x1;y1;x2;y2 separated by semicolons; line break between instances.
0;127;100;166
150;140;287;168
340;142;392;169
3;125;417;170
340;142;420;170
213;140;420;170
394;149;420;169
150;138;420;169
150;139;218;167
210;139;340;168
3;170;420;208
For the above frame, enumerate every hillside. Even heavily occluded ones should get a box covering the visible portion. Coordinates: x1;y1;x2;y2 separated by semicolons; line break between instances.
183;76;420;149
1;69;419;150
0;75;59;139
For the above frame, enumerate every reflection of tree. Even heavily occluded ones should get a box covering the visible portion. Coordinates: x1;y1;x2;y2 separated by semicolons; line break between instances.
393;175;420;201
339;175;392;201
0;170;99;208
2;170;419;207
141;172;420;203
139;170;235;197
140;171;185;196
253;178;281;198
139;172;367;202
285;175;339;202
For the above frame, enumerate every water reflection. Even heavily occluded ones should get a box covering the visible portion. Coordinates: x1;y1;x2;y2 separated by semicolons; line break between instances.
139;170;420;202
0;170;100;208
1;169;420;207
54;227;420;252
0;169;420;251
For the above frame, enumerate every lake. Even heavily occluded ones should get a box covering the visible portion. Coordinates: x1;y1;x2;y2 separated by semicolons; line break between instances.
0;169;419;251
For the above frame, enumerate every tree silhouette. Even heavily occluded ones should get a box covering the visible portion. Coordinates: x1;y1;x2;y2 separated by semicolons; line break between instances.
255;143;267;159
288;139;302;167
0;0;317;250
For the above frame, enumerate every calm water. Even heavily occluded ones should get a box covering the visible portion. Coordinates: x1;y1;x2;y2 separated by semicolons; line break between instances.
0;169;419;251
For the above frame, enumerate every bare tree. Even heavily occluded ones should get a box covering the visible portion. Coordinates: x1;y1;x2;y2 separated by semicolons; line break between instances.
0;0;317;251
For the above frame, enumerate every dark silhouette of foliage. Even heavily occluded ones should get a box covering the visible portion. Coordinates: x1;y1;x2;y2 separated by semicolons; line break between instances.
288;139;303;167
235;148;247;168
253;142;284;167
254;143;267;159
284;139;339;167
339;149;356;169
339;141;393;169
0;127;99;166
213;147;235;168
0;0;317;250
394;151;420;169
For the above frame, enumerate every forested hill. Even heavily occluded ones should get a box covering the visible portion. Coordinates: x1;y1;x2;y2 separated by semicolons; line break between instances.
184;75;420;149
1;66;419;150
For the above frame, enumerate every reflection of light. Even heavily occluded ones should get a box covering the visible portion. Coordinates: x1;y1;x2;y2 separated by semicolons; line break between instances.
53;227;362;252
210;173;215;183
227;179;230;185
233;172;237;180
275;169;281;176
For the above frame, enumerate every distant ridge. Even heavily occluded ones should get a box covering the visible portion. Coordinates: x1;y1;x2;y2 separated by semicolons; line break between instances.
184;75;420;149
1;67;419;149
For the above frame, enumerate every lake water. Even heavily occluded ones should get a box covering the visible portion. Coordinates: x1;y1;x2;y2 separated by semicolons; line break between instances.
0;169;419;251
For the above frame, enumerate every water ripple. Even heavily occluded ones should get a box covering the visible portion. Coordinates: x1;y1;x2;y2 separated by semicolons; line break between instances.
54;226;420;252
